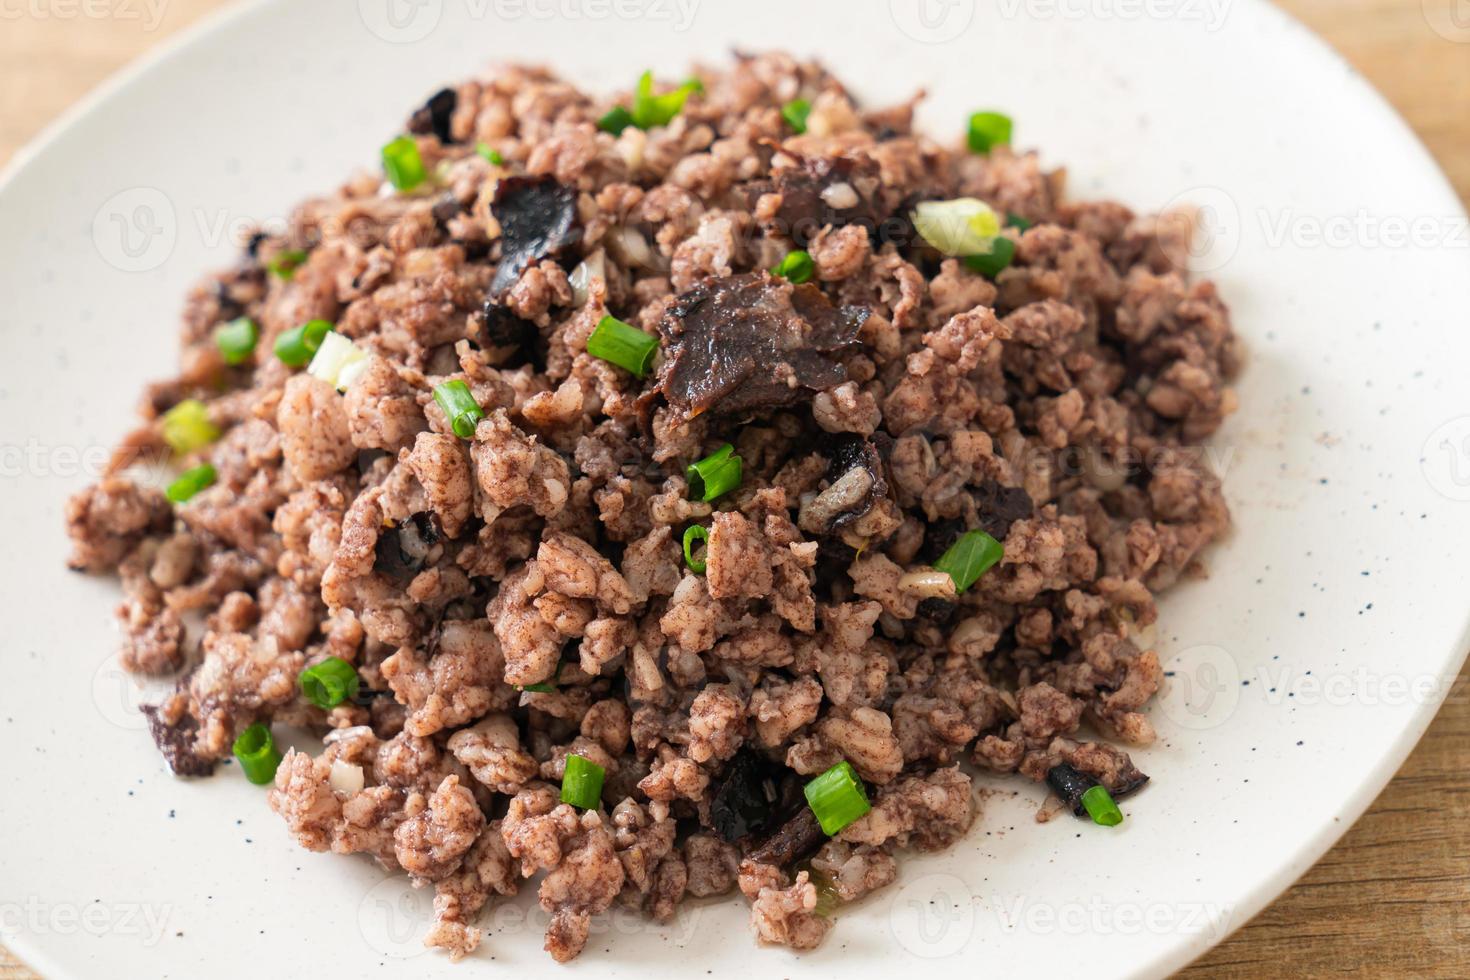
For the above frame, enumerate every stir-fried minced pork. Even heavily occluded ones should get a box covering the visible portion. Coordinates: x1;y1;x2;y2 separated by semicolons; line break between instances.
65;53;1240;962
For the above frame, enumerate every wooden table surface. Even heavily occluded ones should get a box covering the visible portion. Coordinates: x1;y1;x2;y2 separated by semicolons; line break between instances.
2;2;1466;977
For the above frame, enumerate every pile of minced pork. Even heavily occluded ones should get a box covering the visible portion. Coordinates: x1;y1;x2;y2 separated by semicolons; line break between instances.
65;53;1239;961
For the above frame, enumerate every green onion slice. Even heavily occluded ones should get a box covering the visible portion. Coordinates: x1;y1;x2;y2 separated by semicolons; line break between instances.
808;869;842;917
630;71;700;130
912;198;1002;257
933;529;1005;594
962;236;1016;278
381;135;427;192
267;249;307;280
299;657;361;710
160;399;220;455
274;319;333;368
682;525;709;573
560;753;605;810
475;142;505;165
804;760;871;835
967;111;1013;154
1006;212;1033;231
517;663;561;694
771;250;815;284
685;443;742;502
598;105;634;136
1081;784;1124;827
233;723;283;786
216;317;259;365
782;98;812;134
166;463;217;504
307;332;370;391
432;379;485;439
586;314;659;378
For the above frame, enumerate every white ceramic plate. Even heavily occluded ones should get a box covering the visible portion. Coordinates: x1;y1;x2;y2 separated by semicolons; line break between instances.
3;0;1468;977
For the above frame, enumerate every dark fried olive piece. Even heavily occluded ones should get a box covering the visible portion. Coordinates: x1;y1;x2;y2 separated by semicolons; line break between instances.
650;272;866;424
477;301;542;369
748;806;827;868
798;434;888;537
374;512;443;582
1048;761;1150;818
408;87;458;144
757;153;890;248
921;481;1033;560
974;479;1033;540
430;193;462;227
489;175;581;298
1046;763;1098;817
140;703;216;778
708;750;784;842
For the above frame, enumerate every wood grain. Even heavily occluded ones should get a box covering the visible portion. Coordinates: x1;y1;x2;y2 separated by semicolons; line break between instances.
1;2;1466;977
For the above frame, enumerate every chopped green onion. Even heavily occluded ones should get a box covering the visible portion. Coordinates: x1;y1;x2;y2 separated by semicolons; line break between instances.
381;135;427;192
160;399;220;455
962;236;1016;278
560;753;605;809
1081;784;1124;827
601;72;701;135
267;249;307;280
307;331;370;391
685;443;742;502
771;250;815;284
166;463;216;504
432;379;485;439
967;111;1013;154
274;319;333;368
933;528;1005;594
586;314;659;378
807;869;841;917
682;525;709;573
1006;212;1033;231
299;657;361;709
630;71;700;130
233;723;282;785
912;198;1002;257
475;142;505;165
803;760;871;835
517;663;560;694
216;316;259;365
781;98;812;134
598;106;634;136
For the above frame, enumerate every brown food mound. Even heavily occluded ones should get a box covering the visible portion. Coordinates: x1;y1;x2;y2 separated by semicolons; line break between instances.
65;53;1240;962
